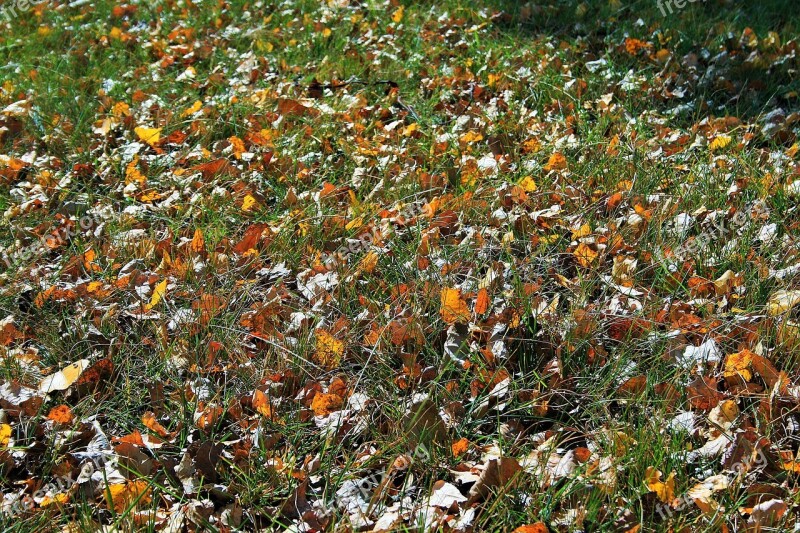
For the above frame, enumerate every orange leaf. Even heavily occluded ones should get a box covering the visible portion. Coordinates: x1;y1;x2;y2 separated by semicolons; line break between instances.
252;389;274;419
193;158;230;179
724;349;753;382
440;288;471;324
513;524;549;533
543;152;567;172
475;288;490;315
645;466;675;503
451;437;469;457
106;480;152;512
311;392;344;417
142;412;170;438
190;229;205;255
573;242;598;268
195;404;224;430
47;405;73;424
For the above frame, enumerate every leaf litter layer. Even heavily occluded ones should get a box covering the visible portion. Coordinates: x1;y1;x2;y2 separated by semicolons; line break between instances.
1;0;800;531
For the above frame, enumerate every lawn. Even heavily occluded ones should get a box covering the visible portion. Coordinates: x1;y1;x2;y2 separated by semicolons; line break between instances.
1;0;800;531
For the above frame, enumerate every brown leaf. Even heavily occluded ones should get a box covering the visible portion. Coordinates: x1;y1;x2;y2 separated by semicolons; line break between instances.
403;399;448;446
687;376;725;411
467;456;522;503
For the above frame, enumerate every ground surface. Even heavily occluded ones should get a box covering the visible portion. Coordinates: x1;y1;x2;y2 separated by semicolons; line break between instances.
1;0;800;531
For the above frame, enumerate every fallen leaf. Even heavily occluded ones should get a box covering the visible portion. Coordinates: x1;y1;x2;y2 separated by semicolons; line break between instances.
311;392;343;417
709;134;732;151
475;288;490;315
574;242;598;268
39;359;90;393
543;152;567;172
134;126;161;146
724;349;753;382
428;480;467;508
518;176;537;192
142;412;170;438
645;466;676;503
513;524;549;533
440;288;471;324
313;329;344;370
252;389;274;419
468;456;522;503
768;290;800;316
105;480;152;512
47;405;73;424
452;437;469;457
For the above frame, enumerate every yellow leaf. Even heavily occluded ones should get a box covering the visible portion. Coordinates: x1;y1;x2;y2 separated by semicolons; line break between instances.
134;126;161;146
768;290;800;316
242;194;259;212
228;135;245;159
0;424;11;447
403;123;418;136
709;135;732;151
724;349;753;382
459;131;483;143
572;223;592;240
146;279;168;311
40;359;90;393
440;288;471;324
522;137;541;153
345;217;363;230
392;5;404;22
139;190;162;203
112;101;131;117
125;157;146;186
314;329;344;370
518;176;537;192
40;493;70;508
109;27;123;40
181;100;203;117
106;480;152;512
358;250;379;273
645;466;676;503
573;242;598;268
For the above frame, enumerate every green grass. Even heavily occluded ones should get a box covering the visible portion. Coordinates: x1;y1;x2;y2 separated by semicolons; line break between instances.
1;0;800;531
